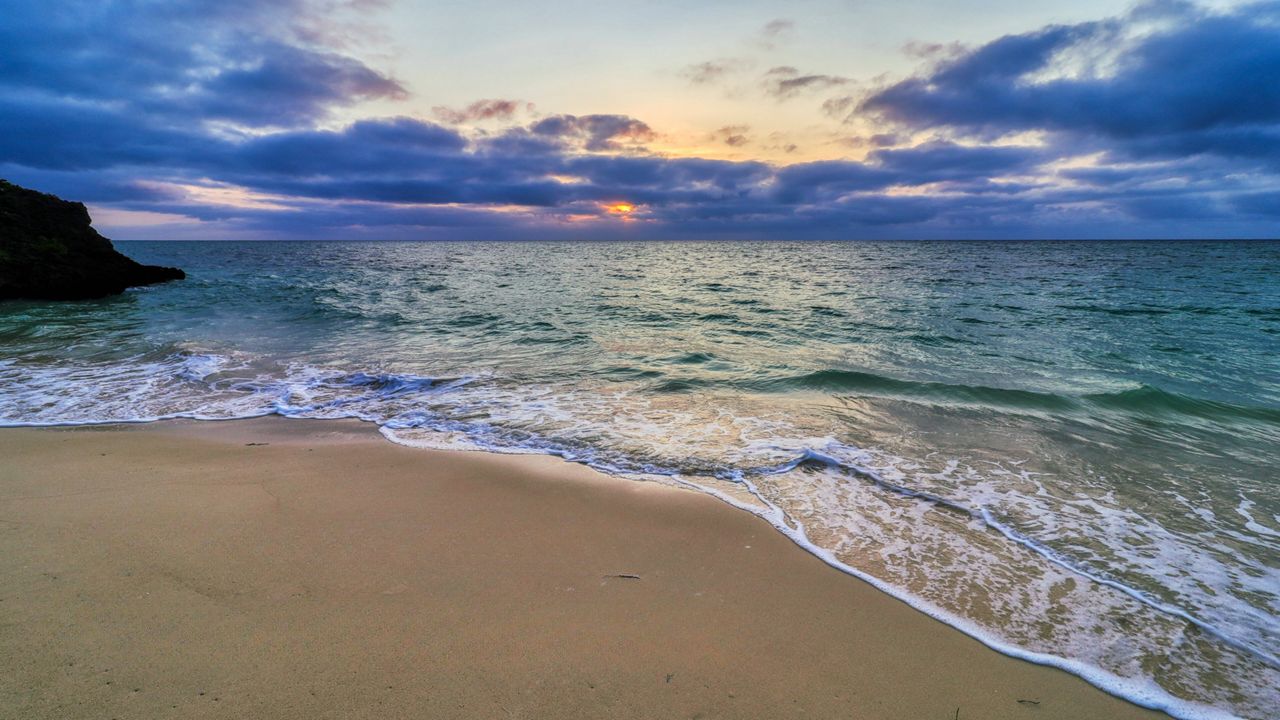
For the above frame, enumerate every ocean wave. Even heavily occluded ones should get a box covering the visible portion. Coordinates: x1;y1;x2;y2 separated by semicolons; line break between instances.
1086;385;1280;424
763;369;1079;411
741;369;1280;428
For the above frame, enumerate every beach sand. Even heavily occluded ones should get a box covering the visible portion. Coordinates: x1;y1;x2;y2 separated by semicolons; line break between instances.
0;418;1164;719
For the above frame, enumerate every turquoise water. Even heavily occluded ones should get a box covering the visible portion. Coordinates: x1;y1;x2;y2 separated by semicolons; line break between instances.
1;240;1277;718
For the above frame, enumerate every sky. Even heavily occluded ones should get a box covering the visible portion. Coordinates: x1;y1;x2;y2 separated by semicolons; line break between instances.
0;0;1277;239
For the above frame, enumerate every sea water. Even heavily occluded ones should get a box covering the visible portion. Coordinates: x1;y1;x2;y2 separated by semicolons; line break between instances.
1;240;1276;718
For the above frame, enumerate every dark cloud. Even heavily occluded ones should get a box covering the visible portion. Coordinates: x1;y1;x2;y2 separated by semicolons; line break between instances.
1231;191;1280;217
860;1;1280;157
1055;155;1248;190
868;141;1048;182
226;118;468;178
529;115;657;152
1;0;1278;239
563;155;772;195
0;95;215;171
175;41;406;126
772;161;896;203
473;129;568;158
765;143;1044;204
0;0;405;129
0;164;181;205
1122;194;1226;220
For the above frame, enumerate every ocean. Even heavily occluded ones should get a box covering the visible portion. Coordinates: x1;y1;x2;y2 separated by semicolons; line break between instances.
1;240;1276;719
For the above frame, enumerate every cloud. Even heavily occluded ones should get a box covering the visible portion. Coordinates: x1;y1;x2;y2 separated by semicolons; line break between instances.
0;95;213;171
0;0;405;130
182;42;407;126
839;133;902;149
681;19;794;89
228;118;468;178
1231;191;1280;217
901;40;966;61
711;125;752;147
762;132;800;155
771;160;896;203
822;96;857;120
763;66;851;99
762;19;795;38
679;58;754;86
529;114;657;152
758;18;795;48
868;141;1048;182
432;99;531;124
2;0;1279;239
859;1;1280;159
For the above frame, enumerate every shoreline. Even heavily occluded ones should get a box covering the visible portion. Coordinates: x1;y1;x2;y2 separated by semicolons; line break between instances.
1;417;1168;719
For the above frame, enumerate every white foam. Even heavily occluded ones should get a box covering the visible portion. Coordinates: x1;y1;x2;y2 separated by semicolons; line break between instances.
663;470;1244;720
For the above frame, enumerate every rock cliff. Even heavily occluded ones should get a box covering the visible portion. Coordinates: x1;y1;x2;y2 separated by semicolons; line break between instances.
0;179;184;300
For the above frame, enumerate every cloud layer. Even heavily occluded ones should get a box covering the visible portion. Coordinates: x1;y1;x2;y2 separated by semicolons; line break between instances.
2;0;1278;238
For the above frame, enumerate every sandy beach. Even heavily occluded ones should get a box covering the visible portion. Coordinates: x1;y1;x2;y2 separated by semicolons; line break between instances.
0;418;1164;719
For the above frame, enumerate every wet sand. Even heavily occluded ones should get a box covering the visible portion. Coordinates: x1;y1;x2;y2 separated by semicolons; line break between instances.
0;417;1164;719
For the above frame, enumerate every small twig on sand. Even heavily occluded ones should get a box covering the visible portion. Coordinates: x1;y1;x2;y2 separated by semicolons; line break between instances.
1017;699;1041;706
603;573;642;580
954;708;960;720
245;442;269;446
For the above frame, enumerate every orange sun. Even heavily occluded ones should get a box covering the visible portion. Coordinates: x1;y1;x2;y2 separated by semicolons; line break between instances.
604;202;635;216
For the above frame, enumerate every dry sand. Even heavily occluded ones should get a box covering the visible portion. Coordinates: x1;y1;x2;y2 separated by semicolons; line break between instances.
0;417;1164;719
